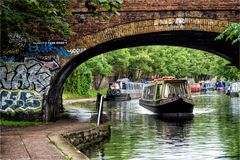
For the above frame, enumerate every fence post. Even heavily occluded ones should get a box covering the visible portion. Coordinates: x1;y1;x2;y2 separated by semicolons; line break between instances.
96;93;104;126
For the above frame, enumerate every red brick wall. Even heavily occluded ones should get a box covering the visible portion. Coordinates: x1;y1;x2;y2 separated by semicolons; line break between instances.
68;0;239;40
71;0;240;12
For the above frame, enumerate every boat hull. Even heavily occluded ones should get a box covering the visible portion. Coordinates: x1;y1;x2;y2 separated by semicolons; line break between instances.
106;91;142;101
230;92;239;97
139;98;194;113
106;93;131;101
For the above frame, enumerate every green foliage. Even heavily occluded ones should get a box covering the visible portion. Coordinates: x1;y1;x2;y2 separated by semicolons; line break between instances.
64;66;93;96
128;48;154;81
215;23;240;45
106;48;130;78
104;46;239;82
63;88;107;99
1;0;122;54
64;55;112;96
1;0;73;41
64;46;240;98
76;73;92;95
62;92;82;100
85;0;122;19
85;56;112;77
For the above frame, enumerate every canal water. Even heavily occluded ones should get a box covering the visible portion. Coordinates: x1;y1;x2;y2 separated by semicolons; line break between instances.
74;93;240;160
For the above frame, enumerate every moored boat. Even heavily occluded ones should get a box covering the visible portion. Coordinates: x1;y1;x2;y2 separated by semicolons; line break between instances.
139;77;194;114
191;83;202;92
106;78;144;101
201;82;214;92
226;82;239;97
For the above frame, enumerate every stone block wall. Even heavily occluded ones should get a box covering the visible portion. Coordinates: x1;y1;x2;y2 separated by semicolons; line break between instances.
62;124;111;151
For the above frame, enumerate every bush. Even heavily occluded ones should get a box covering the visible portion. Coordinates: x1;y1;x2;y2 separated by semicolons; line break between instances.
76;73;92;96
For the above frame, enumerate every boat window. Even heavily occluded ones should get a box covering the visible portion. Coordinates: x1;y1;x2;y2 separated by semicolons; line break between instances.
164;82;189;98
122;83;126;89
143;85;156;100
137;84;140;89
134;84;137;89
156;84;162;99
130;83;133;90
128;83;131;90
127;83;131;90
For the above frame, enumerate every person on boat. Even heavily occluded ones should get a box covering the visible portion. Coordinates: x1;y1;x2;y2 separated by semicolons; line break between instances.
231;82;239;93
110;83;120;89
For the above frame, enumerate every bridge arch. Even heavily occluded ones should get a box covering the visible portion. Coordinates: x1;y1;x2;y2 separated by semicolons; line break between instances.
46;18;239;121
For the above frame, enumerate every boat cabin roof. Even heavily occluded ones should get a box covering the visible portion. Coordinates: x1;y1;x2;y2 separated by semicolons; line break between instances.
146;79;188;86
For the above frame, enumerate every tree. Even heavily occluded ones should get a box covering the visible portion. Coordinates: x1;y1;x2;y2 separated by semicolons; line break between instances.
0;0;122;55
64;45;239;95
85;56;112;89
215;23;240;45
214;23;240;80
106;48;130;79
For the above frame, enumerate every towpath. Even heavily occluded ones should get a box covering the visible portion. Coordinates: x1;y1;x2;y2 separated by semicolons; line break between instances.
0;98;96;160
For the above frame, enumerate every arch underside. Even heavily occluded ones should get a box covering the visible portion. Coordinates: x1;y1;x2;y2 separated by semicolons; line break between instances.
87;31;238;62
47;30;239;121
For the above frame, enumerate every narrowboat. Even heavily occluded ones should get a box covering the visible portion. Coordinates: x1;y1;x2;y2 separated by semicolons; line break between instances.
191;83;202;92
106;78;144;101
215;81;225;90
139;77;194;113
200;82;215;92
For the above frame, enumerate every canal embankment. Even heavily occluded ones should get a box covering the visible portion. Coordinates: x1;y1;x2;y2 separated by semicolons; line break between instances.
1;98;110;160
0;119;90;160
62;123;111;151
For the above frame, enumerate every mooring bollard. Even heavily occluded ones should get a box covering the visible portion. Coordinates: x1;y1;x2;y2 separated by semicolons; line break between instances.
96;93;104;126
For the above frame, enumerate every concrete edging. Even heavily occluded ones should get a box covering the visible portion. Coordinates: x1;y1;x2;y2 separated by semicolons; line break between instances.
48;134;89;160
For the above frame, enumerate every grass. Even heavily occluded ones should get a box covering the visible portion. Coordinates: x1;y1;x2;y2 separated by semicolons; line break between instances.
49;140;73;160
63;88;107;100
62;92;82;100
0;120;49;127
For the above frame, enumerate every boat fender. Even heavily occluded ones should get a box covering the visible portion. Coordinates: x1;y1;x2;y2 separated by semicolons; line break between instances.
115;89;121;95
107;90;112;95
111;89;118;95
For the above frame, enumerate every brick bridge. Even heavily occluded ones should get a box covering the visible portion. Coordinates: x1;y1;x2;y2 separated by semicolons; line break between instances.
0;0;239;121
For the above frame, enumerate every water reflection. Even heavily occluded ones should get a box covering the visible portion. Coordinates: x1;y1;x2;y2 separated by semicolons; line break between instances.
78;94;240;160
230;97;240;117
81;100;193;160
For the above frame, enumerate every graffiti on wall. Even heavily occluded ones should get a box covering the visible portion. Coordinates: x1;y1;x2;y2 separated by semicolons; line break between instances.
8;32;29;49
28;41;70;58
67;48;86;57
0;38;88;114
0;64;51;94
0;56;20;63
0;59;59;112
0;89;42;112
24;57;60;72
